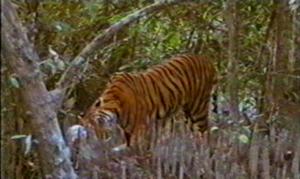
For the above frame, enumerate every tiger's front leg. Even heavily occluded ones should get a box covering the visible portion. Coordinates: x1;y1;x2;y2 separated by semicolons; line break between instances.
123;124;150;151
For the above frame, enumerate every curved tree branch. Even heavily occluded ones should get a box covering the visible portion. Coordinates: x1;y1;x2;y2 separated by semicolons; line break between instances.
1;1;77;178
56;0;199;91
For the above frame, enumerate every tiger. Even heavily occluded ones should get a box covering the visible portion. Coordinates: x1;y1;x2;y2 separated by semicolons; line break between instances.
81;54;217;147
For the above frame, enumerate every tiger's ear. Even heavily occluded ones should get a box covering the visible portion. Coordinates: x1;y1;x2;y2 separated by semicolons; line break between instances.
94;98;102;107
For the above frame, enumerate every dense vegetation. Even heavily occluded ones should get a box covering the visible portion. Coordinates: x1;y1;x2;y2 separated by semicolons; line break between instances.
2;0;299;178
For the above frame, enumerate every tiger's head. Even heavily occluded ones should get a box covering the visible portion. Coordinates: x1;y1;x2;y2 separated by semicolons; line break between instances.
80;96;120;141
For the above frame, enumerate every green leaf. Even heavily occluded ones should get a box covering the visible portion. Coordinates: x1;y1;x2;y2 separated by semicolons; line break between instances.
24;135;32;155
11;134;27;140
54;21;73;33
9;76;20;88
85;3;102;17
238;134;249;144
168;33;181;49
118;64;133;71
64;97;76;109
56;60;65;71
210;126;219;132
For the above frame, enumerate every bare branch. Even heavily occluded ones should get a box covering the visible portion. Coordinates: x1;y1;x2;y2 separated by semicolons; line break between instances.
1;1;77;178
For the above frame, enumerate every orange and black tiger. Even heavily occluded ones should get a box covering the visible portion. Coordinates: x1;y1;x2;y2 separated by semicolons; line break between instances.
81;54;217;146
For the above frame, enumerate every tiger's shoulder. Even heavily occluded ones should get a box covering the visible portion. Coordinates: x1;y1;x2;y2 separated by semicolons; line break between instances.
108;72;136;86
108;54;215;83
155;54;212;67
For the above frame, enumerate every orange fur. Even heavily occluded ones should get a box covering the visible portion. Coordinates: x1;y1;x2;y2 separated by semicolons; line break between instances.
81;55;217;146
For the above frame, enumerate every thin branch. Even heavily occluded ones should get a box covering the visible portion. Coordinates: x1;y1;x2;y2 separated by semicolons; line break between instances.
256;5;277;67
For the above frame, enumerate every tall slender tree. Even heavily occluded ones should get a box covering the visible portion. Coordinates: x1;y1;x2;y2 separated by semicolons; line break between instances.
225;0;240;121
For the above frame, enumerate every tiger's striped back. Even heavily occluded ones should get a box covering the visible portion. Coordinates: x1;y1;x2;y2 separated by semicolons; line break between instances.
81;55;217;146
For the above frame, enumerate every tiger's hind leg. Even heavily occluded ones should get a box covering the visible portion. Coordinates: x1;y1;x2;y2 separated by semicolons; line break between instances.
188;90;214;141
191;113;209;132
188;115;210;145
184;103;211;144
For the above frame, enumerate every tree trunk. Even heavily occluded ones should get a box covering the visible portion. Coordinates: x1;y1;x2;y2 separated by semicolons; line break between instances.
225;0;240;121
264;0;291;126
1;1;77;178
